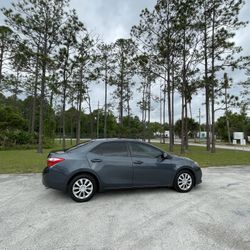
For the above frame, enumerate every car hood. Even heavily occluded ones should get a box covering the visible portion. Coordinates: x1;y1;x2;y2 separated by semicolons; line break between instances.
170;155;196;165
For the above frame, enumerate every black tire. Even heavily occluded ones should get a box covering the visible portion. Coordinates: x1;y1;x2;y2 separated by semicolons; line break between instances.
174;170;194;193
69;174;97;202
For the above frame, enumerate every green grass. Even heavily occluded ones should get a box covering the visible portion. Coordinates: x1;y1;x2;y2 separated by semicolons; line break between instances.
154;143;250;167
0;141;249;174
0;140;83;174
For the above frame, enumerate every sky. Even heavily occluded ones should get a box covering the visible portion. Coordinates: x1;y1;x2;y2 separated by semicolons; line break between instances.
0;0;250;123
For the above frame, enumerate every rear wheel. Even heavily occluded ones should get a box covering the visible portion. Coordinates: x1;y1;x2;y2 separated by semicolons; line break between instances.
174;170;194;192
69;174;97;202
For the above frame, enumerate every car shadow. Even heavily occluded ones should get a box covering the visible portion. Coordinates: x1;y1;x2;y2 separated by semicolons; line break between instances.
94;187;175;200
43;185;203;203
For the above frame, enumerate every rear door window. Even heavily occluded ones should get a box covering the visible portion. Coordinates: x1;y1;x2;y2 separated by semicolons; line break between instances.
91;142;129;157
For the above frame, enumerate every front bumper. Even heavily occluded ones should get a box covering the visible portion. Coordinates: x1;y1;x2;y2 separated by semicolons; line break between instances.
195;167;202;185
42;166;67;192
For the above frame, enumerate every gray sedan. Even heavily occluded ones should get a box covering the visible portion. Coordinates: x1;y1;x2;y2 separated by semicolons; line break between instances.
43;139;202;202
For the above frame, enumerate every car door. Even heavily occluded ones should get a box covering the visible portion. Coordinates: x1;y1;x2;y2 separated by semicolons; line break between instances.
129;142;175;187
87;141;133;189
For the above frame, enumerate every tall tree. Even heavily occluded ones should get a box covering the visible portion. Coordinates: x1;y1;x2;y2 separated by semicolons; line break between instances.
135;53;156;142
197;0;247;152
3;0;70;153
112;38;136;129
96;42;115;138
74;32;96;143
56;11;83;149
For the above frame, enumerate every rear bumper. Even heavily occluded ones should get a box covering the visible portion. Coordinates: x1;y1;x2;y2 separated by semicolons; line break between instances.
42;167;67;192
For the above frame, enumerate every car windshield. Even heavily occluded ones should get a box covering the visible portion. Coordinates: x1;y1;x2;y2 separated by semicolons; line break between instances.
65;140;93;152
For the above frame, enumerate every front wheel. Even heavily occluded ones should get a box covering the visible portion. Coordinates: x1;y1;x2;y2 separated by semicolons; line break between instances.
174;171;194;192
69;174;97;202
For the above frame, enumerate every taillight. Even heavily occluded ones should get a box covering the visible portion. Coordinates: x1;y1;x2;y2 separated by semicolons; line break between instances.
47;157;65;167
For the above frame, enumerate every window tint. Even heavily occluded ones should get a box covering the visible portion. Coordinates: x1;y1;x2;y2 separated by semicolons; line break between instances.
91;142;128;156
66;141;93;152
130;142;162;158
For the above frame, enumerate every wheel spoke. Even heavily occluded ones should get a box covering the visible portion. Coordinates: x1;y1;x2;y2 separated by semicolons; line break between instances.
75;181;81;187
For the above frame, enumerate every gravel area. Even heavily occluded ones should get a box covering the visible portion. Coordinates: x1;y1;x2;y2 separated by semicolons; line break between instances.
0;166;250;250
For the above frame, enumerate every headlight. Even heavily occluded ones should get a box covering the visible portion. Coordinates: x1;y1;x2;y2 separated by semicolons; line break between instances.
194;161;200;167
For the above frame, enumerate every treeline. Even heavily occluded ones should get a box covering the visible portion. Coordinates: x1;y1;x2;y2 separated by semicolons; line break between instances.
1;92;250;150
0;0;249;153
0;93;170;148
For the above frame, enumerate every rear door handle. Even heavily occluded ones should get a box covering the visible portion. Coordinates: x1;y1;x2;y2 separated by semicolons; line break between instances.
133;160;143;165
91;159;102;163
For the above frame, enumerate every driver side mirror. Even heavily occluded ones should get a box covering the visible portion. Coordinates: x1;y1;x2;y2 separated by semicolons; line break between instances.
163;152;169;159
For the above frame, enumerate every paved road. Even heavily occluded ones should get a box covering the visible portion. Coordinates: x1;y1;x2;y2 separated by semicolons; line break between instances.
0;167;250;250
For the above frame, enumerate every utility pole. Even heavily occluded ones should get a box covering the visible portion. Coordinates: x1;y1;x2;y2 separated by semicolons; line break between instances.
97;101;100;139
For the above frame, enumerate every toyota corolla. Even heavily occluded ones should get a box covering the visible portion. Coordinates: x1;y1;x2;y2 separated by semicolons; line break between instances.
42;139;202;202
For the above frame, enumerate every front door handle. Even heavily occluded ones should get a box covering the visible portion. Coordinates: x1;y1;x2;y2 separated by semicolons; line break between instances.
133;160;143;165
91;159;102;163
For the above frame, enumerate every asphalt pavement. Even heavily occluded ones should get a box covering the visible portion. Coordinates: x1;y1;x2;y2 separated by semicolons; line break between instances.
0;166;250;250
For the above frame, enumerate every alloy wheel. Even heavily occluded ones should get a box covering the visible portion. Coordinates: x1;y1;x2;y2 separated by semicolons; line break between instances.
72;178;94;199
177;173;192;191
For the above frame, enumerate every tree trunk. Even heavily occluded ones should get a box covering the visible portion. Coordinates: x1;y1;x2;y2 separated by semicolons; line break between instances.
86;91;94;139
96;101;100;138
62;85;66;150
211;3;216;153
224;73;231;144
171;63;175;148
184;96;188;150
31;45;40;134
37;26;48;154
163;71;167;144
181;28;187;154
104;61;108;138
76;66;83;144
204;0;211;151
147;79;151;143
0;44;4;88
142;81;146;141
167;63;173;152
119;51;124;127
181;93;185;154
37;62;46;153
70;105;73;146
76;93;82;144
160;83;163;143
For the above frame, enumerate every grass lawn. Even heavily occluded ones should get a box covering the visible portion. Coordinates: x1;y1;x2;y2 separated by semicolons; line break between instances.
0;141;81;174
155;143;250;167
0;141;249;174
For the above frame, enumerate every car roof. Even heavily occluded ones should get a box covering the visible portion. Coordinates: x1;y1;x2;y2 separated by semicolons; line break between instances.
91;138;142;143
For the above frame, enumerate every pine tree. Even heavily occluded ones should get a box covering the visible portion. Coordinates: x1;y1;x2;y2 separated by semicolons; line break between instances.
112;38;136;129
3;0;70;153
96;42;115;138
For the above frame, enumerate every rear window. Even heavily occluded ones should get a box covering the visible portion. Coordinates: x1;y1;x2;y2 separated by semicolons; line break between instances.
91;142;128;156
66;141;93;152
